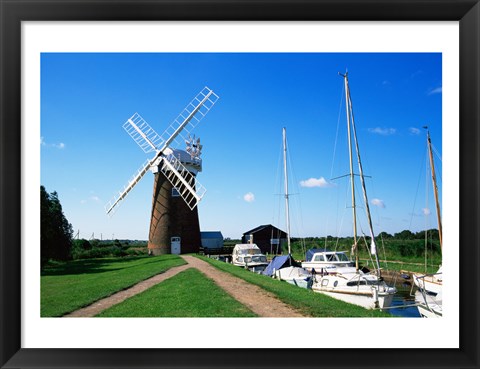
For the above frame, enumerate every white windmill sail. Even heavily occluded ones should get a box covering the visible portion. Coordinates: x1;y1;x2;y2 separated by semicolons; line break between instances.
156;86;219;151
105;158;153;215
105;86;219;215
123;113;164;153
159;154;207;210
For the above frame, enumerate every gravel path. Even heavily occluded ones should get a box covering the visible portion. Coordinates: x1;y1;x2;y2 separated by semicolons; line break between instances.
181;255;305;317
64;264;191;317
65;255;306;318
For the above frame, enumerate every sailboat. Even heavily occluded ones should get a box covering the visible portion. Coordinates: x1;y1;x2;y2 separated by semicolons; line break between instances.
413;128;443;317
310;72;396;310
263;128;312;289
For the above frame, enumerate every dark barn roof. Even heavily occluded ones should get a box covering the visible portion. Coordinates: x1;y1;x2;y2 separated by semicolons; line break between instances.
242;224;286;237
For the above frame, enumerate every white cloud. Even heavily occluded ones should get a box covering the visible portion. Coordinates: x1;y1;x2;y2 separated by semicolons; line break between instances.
428;86;442;95
243;192;255;203
371;198;385;208
81;195;101;204
41;136;66;149
422;208;431;216
409;127;421;135
368;127;396;136
300;177;334;188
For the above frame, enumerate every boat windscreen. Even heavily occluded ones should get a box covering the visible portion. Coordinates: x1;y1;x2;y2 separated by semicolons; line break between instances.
336;253;350;262
252;255;267;263
239;248;262;255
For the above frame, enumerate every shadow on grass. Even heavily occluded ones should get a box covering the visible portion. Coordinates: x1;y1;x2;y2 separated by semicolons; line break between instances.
41;255;183;276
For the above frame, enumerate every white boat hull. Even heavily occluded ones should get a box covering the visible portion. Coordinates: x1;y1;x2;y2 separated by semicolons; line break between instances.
413;268;442;296
417;302;442;318
313;286;395;310
233;262;268;273
311;272;396;310
415;290;442;318
275;266;312;289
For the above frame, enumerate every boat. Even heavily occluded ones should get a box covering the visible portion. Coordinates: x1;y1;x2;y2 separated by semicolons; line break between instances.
231;243;268;273
262;128;312;288
309;72;396;310
415;285;443;318
301;248;355;272
413;266;442;296
263;254;313;289
411;128;443;317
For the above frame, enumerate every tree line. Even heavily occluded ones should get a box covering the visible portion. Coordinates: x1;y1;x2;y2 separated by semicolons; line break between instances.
293;228;440;243
41;185;73;268
41;186;149;269
41;185;441;267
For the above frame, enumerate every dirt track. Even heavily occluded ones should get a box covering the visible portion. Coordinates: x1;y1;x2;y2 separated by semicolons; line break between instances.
181;255;305;317
65;255;306;318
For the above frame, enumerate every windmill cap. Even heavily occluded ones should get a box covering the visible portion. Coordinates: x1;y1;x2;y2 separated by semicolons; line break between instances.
163;148;202;173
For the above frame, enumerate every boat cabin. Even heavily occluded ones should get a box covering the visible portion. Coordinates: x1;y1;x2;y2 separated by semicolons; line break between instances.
311;251;351;264
302;249;355;272
232;243;268;273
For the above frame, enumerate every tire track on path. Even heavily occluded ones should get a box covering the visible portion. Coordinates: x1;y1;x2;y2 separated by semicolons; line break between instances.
64;255;306;318
181;255;306;317
64;264;191;317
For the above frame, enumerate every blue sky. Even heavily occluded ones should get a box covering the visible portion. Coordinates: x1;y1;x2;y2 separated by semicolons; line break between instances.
40;53;442;240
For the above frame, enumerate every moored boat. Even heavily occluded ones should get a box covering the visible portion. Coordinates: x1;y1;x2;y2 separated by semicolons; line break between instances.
415;286;443;318
231;243;268;273
263;128;312;287
413;128;443;316
309;72;396;310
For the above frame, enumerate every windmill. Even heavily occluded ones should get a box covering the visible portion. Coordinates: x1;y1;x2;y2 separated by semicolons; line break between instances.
105;87;219;255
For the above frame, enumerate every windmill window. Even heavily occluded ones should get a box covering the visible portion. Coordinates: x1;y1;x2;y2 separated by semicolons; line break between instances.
172;188;180;197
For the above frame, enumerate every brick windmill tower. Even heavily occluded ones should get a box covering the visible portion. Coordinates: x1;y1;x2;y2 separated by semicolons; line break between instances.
106;87;219;255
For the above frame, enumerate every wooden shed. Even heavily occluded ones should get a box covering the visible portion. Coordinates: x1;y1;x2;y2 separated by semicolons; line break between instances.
241;224;287;254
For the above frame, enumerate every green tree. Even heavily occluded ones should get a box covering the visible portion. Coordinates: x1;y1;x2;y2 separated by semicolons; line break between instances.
378;231;393;239
394;230;415;240
41;186;73;268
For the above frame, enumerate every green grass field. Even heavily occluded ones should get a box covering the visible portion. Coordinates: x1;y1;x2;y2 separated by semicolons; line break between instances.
41;255;186;317
97;268;257;317
42;253;392;318
196;256;390;318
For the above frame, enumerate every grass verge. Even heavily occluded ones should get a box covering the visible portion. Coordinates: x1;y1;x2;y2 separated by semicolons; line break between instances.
97;268;257;317
41;255;186;317
195;255;390;318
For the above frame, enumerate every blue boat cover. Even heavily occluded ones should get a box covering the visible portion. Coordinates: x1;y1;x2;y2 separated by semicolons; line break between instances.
262;254;301;276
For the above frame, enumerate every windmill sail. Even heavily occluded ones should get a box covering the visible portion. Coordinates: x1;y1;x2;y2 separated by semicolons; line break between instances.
105;158;153;215
159;154;207;210
105;86;219;216
156;86;219;151
123;113;164;153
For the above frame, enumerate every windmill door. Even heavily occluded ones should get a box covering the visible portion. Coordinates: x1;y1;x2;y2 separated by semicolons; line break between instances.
171;237;181;255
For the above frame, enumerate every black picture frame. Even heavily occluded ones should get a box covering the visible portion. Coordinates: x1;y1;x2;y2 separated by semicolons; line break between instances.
1;1;479;368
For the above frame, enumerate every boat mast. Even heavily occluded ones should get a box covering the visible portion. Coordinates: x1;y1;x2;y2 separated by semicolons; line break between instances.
346;77;382;276
425;127;443;251
283;127;292;258
341;72;359;271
